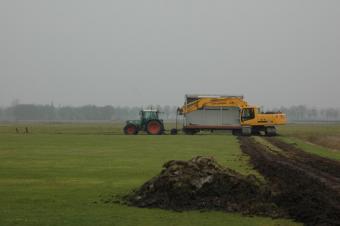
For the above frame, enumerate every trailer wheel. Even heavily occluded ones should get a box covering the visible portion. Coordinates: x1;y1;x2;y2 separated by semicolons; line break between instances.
124;124;138;135
170;128;178;135
146;120;163;135
183;128;198;135
232;129;241;136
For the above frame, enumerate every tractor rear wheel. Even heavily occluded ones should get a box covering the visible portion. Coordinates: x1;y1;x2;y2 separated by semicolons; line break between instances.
124;124;138;135
146;120;163;135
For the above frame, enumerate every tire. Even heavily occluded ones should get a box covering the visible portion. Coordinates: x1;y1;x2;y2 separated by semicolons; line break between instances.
232;129;241;136
265;127;277;137
183;128;198;135
251;127;262;136
146;120;163;135
170;128;178;135
241;126;252;136
123;124;138;135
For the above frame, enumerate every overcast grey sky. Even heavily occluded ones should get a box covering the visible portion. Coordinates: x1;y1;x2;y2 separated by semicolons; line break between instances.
0;0;339;108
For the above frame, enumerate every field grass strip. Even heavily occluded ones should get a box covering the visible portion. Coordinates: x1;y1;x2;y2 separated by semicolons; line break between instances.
278;136;340;161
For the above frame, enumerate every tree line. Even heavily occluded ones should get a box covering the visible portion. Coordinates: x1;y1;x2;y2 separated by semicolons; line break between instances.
0;104;179;121
0;104;339;122
273;105;340;121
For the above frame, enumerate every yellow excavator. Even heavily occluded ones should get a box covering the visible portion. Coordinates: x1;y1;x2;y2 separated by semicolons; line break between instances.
173;94;286;136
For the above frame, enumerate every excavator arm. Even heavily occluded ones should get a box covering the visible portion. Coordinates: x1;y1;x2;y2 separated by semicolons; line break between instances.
180;95;249;114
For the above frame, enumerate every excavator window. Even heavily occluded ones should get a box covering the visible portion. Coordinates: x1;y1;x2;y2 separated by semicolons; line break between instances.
241;108;255;121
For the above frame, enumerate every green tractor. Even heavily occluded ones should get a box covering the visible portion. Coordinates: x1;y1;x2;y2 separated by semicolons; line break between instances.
123;109;165;135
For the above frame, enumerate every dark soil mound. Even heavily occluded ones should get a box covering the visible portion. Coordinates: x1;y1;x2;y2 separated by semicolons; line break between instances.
124;156;284;217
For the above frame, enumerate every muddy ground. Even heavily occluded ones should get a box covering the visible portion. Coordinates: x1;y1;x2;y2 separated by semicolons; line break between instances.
266;137;340;179
239;137;340;226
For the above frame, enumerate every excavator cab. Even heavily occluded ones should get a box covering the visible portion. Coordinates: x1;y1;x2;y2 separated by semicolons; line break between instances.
240;107;287;136
241;108;256;122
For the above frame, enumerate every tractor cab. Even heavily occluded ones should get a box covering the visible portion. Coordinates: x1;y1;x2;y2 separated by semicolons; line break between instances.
140;110;160;122
124;109;165;135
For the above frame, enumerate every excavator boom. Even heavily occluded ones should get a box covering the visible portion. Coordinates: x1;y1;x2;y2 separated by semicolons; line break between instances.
180;95;249;114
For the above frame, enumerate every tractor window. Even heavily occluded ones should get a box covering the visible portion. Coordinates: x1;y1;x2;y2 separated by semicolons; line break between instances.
241;108;255;121
143;111;158;119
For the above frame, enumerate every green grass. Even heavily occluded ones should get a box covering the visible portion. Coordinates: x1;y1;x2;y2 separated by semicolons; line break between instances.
278;123;340;137
0;123;300;226
0;122;124;135
277;123;340;159
279;136;340;161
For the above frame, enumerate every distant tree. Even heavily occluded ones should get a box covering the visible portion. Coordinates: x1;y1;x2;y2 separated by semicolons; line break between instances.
163;105;171;119
0;107;3;120
308;108;318;120
171;106;180;120
325;108;339;121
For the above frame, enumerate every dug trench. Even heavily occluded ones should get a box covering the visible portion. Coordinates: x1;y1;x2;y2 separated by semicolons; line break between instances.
265;137;340;179
239;137;340;226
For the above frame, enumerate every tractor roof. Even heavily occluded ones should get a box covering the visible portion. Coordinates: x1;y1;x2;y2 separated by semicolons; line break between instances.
142;109;159;112
185;94;244;99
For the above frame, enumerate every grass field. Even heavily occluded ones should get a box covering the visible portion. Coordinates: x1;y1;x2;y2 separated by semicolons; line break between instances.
2;122;339;226
275;123;340;162
278;123;340;152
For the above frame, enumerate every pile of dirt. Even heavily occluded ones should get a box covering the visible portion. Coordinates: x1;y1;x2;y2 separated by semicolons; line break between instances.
124;156;284;217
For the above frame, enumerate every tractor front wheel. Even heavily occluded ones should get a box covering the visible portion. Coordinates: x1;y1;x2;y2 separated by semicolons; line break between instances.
146;120;163;135
124;124;138;135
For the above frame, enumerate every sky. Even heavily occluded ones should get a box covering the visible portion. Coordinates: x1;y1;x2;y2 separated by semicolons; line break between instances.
0;0;339;108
